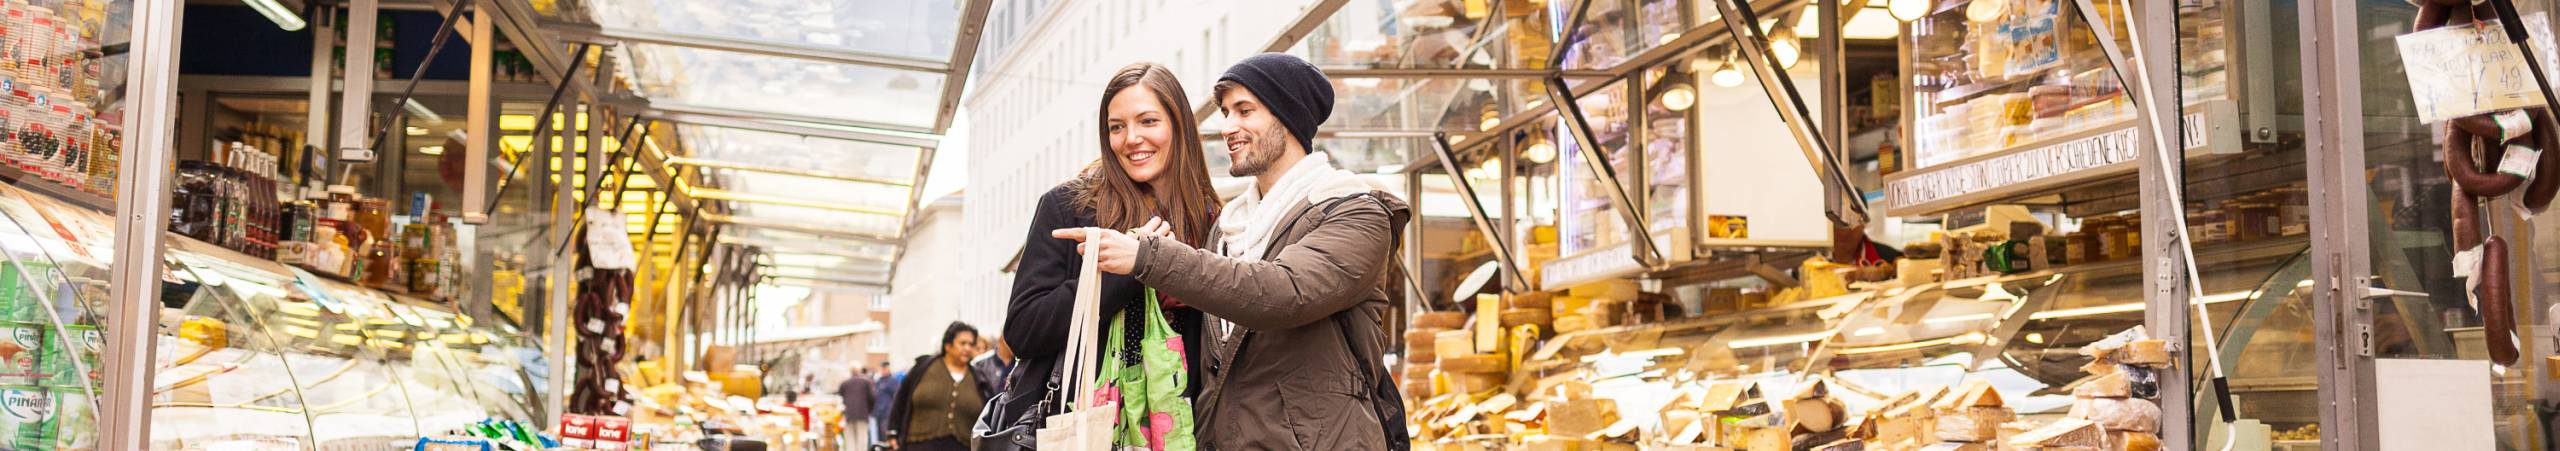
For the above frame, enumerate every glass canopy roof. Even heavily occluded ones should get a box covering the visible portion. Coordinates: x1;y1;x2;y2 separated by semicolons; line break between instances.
532;0;979;289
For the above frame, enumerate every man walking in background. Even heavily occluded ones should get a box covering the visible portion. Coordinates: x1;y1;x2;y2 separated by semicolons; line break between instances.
970;337;1015;395
870;361;899;447
838;366;876;450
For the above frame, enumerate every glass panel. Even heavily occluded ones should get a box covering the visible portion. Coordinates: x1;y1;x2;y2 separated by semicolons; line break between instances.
2351;0;2549;447
727;226;898;261
1293;0;1516;69
1556;80;1634;255
588;0;962;60
678;124;920;184
1902;0;2137;171
704;167;910;213
1329;77;1499;133
623;43;947;129
1556;0;1690;70
1314;137;1421;175
731;202;902;237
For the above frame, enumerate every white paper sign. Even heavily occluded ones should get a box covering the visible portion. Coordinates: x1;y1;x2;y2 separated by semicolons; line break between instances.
2376;359;2494;451
2398;21;2548;124
585;208;638;270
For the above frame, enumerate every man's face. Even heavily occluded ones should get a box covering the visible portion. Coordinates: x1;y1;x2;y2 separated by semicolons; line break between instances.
1220;87;1294;177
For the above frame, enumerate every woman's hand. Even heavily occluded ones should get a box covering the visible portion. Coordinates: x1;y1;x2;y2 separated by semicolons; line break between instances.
1051;227;1142;274
1138;216;1175;239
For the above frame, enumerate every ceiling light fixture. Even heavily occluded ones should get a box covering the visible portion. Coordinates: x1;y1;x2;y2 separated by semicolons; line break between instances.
1657;82;1695;111
1889;0;1935;21
1524;140;1557;164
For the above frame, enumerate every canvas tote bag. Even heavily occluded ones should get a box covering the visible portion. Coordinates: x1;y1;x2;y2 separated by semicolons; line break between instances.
1037;239;1118;451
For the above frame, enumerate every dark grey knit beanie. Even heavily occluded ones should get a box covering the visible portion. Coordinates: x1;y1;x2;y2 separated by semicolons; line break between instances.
1219;53;1334;152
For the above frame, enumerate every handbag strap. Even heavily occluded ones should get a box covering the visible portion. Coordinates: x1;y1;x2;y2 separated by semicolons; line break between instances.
1060;235;1107;413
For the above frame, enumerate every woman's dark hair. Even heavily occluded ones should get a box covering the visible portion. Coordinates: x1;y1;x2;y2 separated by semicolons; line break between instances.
1074;62;1222;247
940;321;980;348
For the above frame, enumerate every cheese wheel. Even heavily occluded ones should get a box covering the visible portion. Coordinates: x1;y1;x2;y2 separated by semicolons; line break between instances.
2116;432;2163;451
1440;354;1509;374
1405;329;1441;348
1405;350;1437;364
1508;291;1553;310
1500;308;1553;327
1415;311;1468;329
2085;398;2161;432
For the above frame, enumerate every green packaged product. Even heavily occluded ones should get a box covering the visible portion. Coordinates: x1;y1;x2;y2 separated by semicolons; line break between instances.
0;387;54;449
0;262;52;323
52;387;91;450
41;325;95;389
0;324;41;386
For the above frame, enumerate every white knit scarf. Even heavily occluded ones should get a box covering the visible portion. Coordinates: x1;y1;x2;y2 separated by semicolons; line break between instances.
1216;152;1371;259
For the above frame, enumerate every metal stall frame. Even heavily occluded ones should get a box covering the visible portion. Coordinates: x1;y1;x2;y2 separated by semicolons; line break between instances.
104;0;187;448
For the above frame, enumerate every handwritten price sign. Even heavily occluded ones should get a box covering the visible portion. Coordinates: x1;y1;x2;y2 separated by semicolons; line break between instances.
2399;20;2547;124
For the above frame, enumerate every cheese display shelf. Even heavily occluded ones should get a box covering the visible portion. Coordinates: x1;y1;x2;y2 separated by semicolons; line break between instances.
154;238;544;449
1404;233;2326;450
0;176;543;449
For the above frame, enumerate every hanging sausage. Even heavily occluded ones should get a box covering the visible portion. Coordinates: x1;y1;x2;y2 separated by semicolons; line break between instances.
2415;0;2549;367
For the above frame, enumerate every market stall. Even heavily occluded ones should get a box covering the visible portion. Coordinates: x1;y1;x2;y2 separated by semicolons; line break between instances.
1341;0;2344;449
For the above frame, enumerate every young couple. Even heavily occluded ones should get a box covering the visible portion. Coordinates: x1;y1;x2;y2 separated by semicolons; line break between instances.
1000;53;1412;450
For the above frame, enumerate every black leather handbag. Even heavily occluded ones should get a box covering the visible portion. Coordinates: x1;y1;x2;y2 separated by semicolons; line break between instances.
970;360;1057;451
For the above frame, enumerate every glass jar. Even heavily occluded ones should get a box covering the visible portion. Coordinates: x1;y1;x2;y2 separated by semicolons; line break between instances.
170;162;220;241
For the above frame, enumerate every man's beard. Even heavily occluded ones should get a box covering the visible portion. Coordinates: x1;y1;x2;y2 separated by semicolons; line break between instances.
1227;122;1291;177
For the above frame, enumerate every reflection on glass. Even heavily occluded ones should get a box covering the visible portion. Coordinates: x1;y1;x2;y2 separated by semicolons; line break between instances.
589;0;961;60
624;44;946;129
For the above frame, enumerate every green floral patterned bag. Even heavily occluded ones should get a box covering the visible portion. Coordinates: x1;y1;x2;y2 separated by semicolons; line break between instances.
1093;289;1195;451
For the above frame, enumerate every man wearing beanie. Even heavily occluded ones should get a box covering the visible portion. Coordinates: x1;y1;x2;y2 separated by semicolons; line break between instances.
1054;52;1412;450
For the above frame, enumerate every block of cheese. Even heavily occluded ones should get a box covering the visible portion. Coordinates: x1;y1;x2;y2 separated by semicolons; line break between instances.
1515;436;1638;451
2113;432;2163;451
1416;311;1469;330
1809;438;1865;451
1553;315;1595;334
1406;329;1442;349
1404;363;1437;379
1933;380;2004;411
2121;339;2171;365
2008;418;2105;449
1509;291;1554;310
1436;330;1478;359
1549;399;1621;437
1660;408;1705;441
1407;350;1438;364
1450;371;1507;394
1787;397;1846;433
1501;308;1554;328
1550;296;1597;318
1917;442;1992;451
1442;354;1509;374
1932;407;2012;442
1738;423;1791;451
2072;372;2130;398
2083;398;2160;432
1569;279;1642;301
1875;410;1934;446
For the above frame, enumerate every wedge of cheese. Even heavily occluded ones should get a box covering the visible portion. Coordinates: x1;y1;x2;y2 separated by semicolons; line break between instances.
2008;418;2105;449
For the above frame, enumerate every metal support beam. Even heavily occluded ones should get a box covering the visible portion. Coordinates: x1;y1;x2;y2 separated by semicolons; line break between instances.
543;21;949;74
305;5;336;169
1429;133;1532;291
2301;0;2373;448
1545;75;1663;267
1711;0;1868;228
701;214;901;244
335;0;381;171
1321;68;1613;79
935;0;993;133
662;156;912;187
486;43;593;218
684;187;903;217
463;3;495;223
104;1;184;448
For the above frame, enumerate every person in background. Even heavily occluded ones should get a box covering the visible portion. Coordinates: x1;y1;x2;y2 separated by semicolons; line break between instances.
870;361;898;445
970;336;1015;395
838;366;876;450
884;322;994;451
1059;53;1409;450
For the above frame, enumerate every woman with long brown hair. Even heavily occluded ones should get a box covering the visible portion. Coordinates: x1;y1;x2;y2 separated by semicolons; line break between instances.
986;62;1219;447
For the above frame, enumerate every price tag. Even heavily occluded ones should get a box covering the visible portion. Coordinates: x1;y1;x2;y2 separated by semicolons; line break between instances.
2496;109;2535;141
2456;246;2486;279
2500;145;2543;178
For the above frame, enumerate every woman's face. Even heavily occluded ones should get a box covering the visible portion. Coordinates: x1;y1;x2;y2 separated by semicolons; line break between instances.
1106;87;1175;184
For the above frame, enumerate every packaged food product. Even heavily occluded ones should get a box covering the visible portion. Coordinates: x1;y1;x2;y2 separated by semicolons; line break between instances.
0;386;51;449
0;324;40;386
51;387;87;450
41;325;94;388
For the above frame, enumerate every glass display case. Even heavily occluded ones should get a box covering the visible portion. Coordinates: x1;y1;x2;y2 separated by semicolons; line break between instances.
1425;230;2327;448
0;173;538;451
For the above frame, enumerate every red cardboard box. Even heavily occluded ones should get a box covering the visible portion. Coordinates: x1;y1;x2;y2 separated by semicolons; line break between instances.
559;413;597;439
